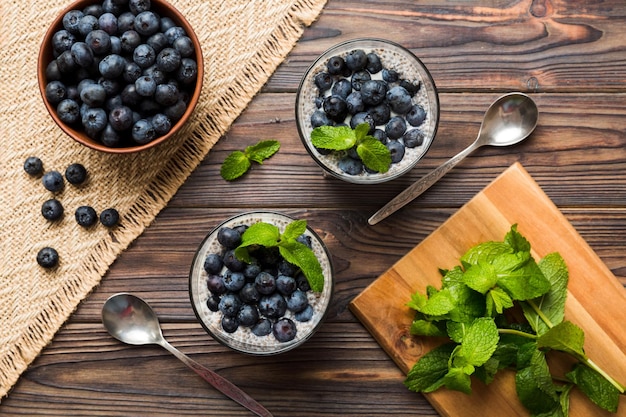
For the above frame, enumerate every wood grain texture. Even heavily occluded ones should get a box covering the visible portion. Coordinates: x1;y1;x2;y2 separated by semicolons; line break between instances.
2;0;626;416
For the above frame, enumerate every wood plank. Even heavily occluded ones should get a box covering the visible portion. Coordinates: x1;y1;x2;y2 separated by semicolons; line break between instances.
350;163;626;417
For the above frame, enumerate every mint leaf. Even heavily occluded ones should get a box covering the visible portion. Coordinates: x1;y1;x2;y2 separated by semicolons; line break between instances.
515;344;560;414
239;222;281;247
281;219;307;241
310;125;356;150
353;122;370;141
455;317;499;367
245;139;280;164
504;224;531;252
220;151;251;181
537;321;585;357
496;256;551;300
278;240;324;292
220;139;280;180
567;364;620;413
407;288;455;316
443;367;473;394
446;321;469;343
356;137;391;173
522;252;569;335
405;343;456;393
463;262;498;294
486;287;513;316
410;319;446;337
461;241;513;266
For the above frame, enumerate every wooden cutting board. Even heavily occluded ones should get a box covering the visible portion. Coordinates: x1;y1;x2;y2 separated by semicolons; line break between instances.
350;162;626;417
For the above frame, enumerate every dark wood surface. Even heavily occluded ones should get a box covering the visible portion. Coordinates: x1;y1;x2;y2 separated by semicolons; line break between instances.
3;1;626;416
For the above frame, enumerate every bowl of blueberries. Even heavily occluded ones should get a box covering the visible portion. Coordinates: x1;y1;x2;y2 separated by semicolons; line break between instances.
38;0;203;153
188;211;334;355
295;38;439;184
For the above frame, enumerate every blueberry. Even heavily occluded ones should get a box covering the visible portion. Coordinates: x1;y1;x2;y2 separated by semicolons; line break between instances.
385;116;407;140
37;247;59;269
122;61;142;83
100;124;121;147
387;140;406;163
338;156;363;175
117;12;136;33
217;226;241;249
272;318;297;343
295;273;311;291
406;104;427;127
156;48;182;73
133;44;156;68
322;95;347;122
41;199;64;221
366;52;383;74
345;91;364;115
331;78;352;99
99;54;126;78
131;118;156;144
85;30;111;55
207;274;227;295
57;99;81;124
154;83;179;106
351;70;370;91
56;50;77;74
78;15;99;37
345;49;367;72
99;208;120;227
121;84;141;106
239;282;261;304
224;271;246;292
80;83;106;107
164;26;187;44
173;36;194;57
62;11;84;35
98;12;118;35
206;293;220;312
243;263;261;280
326;55;346;75
349;112;374;132
160;17;177;32
251;318;272;336
42;171;64;193
386;86;413;114
204;253;223;274
65;163;87;185
164;100;187;122
314;72;332;91
222;249;245;272
286;290;308;313
258;293;287;319
75;205;98;227
360;80;388;106
221;315;239;333
143;65;167;85
147;32;169;53
400;79;420;96
176;58;197;85
310;110;330;128
382;68;400;83
134;11;160;36
369;103;391;125
295;305;314;322
52;30;75;54
276;275;297;296
46;61;62;82
45;81;67;105
237;304;260;327
129;0;151;14
82;107;108;136
109;106;134;131
151;113;172;135
110;36;122;54
83;4;104;18
403;129;424;148
120;30;141;54
218;293;242;317
255;271;276;295
24;157;43;176
372;128;388;144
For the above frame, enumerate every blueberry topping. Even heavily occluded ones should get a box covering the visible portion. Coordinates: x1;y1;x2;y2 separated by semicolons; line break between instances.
272;318;297;343
258;293;287;319
203;253;223;275
218;293;242;317
251;318;272;337
406;104;427;127
217;226;241;249
295;304;314;322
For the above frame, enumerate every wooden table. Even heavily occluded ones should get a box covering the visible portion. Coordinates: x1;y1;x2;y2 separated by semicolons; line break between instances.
3;1;625;416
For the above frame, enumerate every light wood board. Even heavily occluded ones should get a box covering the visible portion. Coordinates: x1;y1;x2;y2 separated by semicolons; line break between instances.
350;162;626;417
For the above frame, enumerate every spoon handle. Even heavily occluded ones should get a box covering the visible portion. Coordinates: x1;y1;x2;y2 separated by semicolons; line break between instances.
368;139;483;225
160;340;274;417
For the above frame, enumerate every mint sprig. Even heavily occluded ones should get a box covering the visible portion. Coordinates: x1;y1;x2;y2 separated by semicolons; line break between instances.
234;220;325;292
404;225;625;415
310;123;391;173
220;139;280;181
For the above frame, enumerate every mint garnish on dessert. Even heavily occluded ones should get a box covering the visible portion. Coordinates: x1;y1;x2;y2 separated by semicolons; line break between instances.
235;220;325;292
220;139;280;181
311;123;391;173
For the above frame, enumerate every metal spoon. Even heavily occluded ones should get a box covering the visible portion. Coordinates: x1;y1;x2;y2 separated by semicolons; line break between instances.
102;293;273;417
368;92;539;225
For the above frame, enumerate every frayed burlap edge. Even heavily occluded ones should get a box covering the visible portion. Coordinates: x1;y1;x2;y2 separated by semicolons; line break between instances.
0;0;327;400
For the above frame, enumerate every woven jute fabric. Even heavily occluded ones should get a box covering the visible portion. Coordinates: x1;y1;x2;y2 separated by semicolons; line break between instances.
0;0;326;399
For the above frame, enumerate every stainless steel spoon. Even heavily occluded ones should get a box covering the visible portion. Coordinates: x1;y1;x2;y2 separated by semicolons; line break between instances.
368;92;539;225
102;293;273;417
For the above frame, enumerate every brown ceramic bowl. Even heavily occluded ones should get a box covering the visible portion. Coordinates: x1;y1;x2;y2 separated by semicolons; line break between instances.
38;0;203;153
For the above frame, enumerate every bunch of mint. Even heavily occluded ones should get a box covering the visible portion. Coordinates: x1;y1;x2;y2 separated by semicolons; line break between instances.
310;123;391;173
235;219;325;293
404;225;625;415
220;139;280;181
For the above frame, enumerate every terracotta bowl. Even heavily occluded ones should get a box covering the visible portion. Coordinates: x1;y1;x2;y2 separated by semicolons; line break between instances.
38;0;203;153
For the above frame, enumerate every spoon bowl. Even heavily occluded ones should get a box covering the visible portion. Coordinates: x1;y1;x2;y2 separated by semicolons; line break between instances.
368;92;538;225
102;293;273;417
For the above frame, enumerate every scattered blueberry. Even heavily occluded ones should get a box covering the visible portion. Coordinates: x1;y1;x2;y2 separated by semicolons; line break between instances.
99;208;120;227
65;163;87;185
24;157;43;176
75;205;98;227
42;171;64;193
37;247;59;268
41;199;64;221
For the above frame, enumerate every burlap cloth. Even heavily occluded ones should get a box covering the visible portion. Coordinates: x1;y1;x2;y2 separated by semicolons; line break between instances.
0;0;327;399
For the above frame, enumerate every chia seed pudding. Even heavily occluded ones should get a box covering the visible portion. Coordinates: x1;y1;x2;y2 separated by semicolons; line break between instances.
189;211;333;355
296;38;439;184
